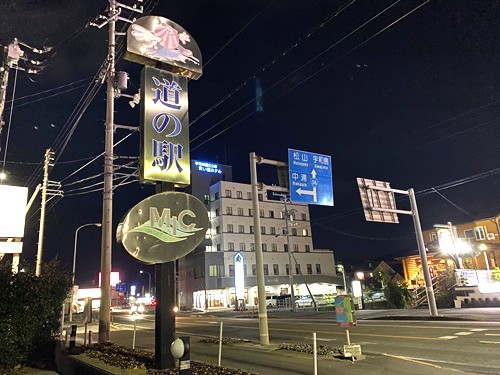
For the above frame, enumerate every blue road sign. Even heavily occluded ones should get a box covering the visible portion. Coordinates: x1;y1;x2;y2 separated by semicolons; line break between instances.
288;148;333;206
116;282;126;292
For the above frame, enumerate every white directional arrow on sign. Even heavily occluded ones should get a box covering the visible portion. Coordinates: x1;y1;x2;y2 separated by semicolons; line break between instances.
296;186;317;202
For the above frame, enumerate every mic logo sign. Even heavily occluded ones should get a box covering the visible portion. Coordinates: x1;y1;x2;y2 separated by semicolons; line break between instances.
117;192;208;264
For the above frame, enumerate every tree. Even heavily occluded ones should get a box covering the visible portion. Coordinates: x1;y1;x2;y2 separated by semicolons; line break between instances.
0;259;72;369
375;269;412;309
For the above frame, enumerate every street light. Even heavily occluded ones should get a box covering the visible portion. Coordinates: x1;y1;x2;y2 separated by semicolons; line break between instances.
73;223;102;284
70;222;101;322
140;270;152;295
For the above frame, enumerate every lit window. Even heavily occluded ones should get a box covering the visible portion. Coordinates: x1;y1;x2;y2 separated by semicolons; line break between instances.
302;229;309;236
474;226;486;240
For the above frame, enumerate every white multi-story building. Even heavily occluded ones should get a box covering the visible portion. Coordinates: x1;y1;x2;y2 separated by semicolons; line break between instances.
179;160;342;311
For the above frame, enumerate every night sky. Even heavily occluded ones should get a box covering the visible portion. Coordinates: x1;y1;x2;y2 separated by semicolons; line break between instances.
1;1;499;288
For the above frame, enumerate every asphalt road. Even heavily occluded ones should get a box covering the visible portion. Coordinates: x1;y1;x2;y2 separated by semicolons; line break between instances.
101;310;500;374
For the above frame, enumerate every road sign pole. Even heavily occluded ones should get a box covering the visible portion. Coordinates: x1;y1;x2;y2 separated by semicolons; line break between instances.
249;152;270;345
409;188;438;316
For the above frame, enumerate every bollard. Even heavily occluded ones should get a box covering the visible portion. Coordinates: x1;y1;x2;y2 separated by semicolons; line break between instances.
218;322;223;366
88;331;93;345
69;324;77;349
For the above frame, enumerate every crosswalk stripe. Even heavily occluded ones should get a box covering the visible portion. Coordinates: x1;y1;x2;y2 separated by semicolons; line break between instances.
439;336;457;340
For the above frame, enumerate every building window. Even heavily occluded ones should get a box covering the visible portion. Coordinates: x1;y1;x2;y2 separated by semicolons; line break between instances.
258;193;263;201
270;227;276;235
240;243;246;251
316;264;321;274
269;210;274;218
194;266;204;279
282;228;287;235
260;226;266;234
225;189;232;198
273;264;279;275
238;224;245;233
262;243;267;252
215;192;219;200
284;244;289;252
291;228;297;236
226;206;233;215
271;243;277;252
236;191;243;199
243;265;247;276
205;245;212;252
281;211;286;219
474;226;487;240
293;244;299;252
247;192;252;200
305;245;310;253
215;208;220;216
252;264;256;276
227;224;233;233
216;226;220;234
249;209;253;216
302;229;309;236
237;207;244;216
301;213;306;220
263;264;269;276
464;229;474;238
430;232;437;242
204;194;210;204
250;243;255;251
307;264;312;275
295;264;301;275
250;226;254;234
209;265;221;276
217;244;221;251
259;209;264;218
228;242;235;251
286;264;290;275
229;265;235;277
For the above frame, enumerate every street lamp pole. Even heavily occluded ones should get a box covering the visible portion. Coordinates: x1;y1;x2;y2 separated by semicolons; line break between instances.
140;270;152;295
70;222;101;321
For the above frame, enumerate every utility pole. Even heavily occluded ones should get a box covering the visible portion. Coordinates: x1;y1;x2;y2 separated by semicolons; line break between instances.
0;40;22;143
90;0;143;343
281;196;295;311
99;0;117;343
35;149;54;276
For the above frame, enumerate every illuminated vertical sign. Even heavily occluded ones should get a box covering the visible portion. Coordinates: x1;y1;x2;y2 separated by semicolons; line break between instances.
234;252;245;300
140;66;190;186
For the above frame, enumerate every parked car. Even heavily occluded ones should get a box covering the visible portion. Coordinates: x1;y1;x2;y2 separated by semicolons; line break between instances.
295;295;334;308
266;295;278;308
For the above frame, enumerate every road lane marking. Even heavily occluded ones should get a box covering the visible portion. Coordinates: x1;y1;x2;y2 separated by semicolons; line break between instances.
438;336;458;339
485;333;500;336
317;338;336;341
479;340;500;344
454;332;473;335
470;328;487;331
382;353;444;369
